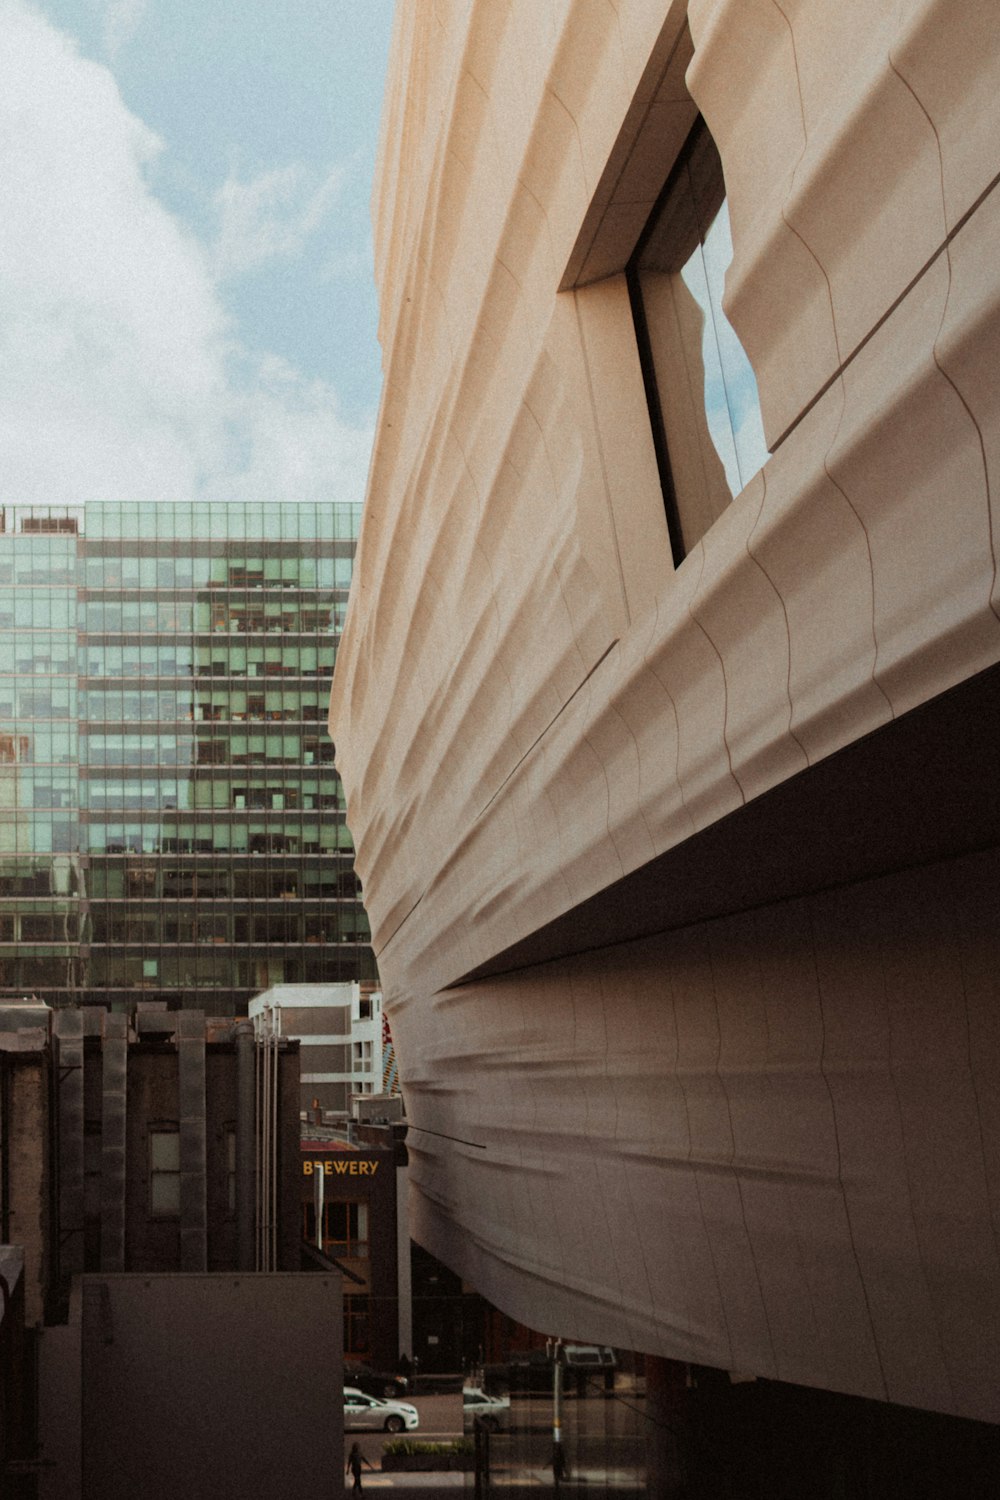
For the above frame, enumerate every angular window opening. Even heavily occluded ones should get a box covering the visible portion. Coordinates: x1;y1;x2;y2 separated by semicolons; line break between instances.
628;119;768;564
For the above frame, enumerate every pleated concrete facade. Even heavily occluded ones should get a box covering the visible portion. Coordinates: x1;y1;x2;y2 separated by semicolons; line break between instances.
331;0;1000;1421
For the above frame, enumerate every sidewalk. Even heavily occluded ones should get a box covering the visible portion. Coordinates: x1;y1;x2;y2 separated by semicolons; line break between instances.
345;1467;645;1494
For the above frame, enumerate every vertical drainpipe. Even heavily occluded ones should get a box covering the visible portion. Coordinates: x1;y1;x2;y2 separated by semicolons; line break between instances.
314;1145;324;1251
235;1020;255;1271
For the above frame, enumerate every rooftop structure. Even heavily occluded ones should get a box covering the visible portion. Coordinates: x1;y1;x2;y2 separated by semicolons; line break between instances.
249;981;385;1118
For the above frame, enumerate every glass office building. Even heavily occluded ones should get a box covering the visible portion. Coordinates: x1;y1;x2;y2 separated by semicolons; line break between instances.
0;502;375;1013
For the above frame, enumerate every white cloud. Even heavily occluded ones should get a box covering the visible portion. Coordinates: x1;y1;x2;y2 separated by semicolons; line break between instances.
213;161;347;279
203;355;374;505
0;0;373;506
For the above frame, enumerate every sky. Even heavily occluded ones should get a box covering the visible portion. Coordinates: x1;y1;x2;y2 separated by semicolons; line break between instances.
681;200;768;499
0;0;396;508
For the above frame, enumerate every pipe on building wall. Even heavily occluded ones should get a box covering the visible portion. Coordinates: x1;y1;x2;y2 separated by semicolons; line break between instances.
270;1024;279;1271
235;1020;255;1272
250;1006;281;1271
258;1025;271;1270
314;1144;324;1252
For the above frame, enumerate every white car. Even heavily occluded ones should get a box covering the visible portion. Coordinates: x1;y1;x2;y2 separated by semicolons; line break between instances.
462;1388;511;1432
344;1387;420;1433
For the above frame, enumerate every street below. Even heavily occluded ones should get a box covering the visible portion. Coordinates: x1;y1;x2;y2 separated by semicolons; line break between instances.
344;1389;649;1494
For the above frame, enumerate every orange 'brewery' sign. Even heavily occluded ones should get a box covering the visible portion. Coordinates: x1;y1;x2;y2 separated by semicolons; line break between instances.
303;1159;379;1176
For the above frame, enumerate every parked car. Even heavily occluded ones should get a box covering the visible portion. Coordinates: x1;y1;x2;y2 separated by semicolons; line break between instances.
343;1387;420;1433
563;1344;617;1371
346;1367;411;1399
488;1345;618;1396
463;1388;511;1432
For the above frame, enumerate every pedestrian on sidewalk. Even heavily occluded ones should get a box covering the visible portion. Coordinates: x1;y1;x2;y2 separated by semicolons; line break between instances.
346;1442;373;1494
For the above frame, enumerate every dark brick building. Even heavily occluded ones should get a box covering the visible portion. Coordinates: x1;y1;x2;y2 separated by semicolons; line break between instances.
301;1123;407;1374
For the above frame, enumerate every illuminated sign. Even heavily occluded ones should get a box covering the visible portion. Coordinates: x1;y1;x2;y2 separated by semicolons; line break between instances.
302;1159;379;1177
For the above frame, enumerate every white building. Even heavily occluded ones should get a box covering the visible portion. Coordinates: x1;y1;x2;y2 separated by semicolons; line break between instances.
249;982;383;1118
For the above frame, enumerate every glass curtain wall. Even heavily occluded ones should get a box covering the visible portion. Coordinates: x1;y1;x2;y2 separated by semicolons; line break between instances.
0;508;85;997
0;501;374;1012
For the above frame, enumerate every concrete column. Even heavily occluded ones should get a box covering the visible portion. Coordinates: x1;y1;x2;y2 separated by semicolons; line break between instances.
99;1015;127;1273
54;1009;85;1279
645;1355;688;1498
178;1012;207;1271
395;1159;412;1360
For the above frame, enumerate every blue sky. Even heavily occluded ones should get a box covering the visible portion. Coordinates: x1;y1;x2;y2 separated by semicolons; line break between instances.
0;0;395;505
681;201;768;498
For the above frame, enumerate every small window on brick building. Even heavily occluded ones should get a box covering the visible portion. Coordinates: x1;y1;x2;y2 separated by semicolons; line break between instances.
149;1128;181;1217
327;1201;369;1258
226;1125;237;1216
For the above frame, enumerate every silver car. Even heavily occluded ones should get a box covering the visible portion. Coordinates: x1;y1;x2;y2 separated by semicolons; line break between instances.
343;1386;420;1433
462;1388;511;1432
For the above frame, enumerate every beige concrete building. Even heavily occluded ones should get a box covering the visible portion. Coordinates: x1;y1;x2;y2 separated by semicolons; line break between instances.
331;0;1000;1424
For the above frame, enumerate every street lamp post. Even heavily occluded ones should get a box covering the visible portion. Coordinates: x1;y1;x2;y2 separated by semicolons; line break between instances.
547;1338;567;1490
